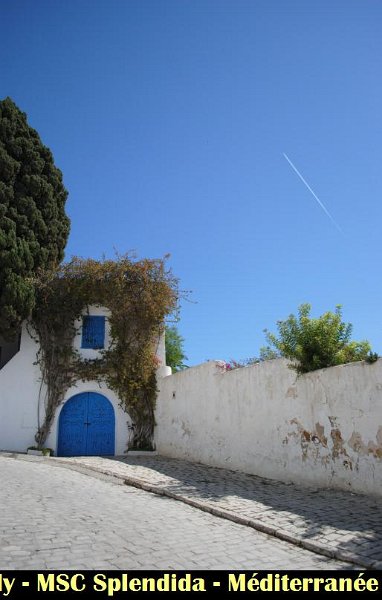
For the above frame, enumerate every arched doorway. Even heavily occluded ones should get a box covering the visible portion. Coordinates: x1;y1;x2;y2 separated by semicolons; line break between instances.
57;392;115;456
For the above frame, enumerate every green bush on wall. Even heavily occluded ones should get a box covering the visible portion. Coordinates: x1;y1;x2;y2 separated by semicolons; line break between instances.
261;303;376;375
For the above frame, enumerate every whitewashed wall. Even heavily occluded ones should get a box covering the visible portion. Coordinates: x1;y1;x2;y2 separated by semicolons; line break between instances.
156;358;382;496
0;307;132;455
155;328;171;378
0;322;42;452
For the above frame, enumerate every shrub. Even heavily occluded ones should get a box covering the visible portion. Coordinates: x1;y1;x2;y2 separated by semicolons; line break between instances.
263;303;372;375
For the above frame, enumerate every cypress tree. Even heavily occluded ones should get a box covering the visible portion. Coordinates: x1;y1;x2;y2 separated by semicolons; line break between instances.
0;97;70;338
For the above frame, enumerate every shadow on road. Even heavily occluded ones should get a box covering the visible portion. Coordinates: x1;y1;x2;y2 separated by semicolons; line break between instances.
108;454;382;563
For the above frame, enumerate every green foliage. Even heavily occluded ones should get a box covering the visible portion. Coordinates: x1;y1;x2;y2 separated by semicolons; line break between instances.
31;254;178;449
366;351;379;364
336;340;372;364
0;97;70;339
165;325;188;372
264;303;372;375
259;346;281;361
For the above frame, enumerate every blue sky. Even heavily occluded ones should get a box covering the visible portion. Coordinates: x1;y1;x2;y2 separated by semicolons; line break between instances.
1;0;382;365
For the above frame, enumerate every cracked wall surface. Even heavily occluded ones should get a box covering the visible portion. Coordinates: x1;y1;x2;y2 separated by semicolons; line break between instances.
156;358;382;496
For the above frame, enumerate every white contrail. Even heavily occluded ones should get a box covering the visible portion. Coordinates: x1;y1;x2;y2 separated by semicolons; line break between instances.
283;152;344;235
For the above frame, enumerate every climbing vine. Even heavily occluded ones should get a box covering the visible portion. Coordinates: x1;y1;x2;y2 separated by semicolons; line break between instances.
30;254;178;450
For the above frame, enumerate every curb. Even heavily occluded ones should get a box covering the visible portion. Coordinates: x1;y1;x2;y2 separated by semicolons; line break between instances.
1;452;374;570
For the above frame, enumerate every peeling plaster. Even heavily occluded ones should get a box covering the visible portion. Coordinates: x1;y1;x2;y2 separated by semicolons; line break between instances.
348;427;382;459
286;386;298;399
287;418;330;465
288;416;382;473
330;428;349;460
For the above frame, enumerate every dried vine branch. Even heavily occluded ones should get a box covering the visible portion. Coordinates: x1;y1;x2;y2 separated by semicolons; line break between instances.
31;254;178;450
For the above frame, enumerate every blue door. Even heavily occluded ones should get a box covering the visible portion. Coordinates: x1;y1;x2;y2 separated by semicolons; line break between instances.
58;392;115;456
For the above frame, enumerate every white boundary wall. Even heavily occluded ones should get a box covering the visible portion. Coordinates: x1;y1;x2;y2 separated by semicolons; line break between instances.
156;358;382;496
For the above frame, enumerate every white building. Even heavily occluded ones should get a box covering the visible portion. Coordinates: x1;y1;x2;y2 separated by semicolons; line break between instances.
0;305;169;456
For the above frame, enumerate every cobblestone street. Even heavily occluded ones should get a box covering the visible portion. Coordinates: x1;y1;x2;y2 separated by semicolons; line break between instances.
50;453;382;569
0;456;356;570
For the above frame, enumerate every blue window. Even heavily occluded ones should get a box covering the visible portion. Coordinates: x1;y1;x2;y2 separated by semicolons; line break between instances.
81;316;106;349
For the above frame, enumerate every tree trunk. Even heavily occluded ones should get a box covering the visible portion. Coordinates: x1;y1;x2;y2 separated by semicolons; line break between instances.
128;394;156;450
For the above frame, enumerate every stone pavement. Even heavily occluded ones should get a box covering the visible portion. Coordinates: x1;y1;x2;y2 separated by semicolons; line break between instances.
2;452;381;569
0;456;352;570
